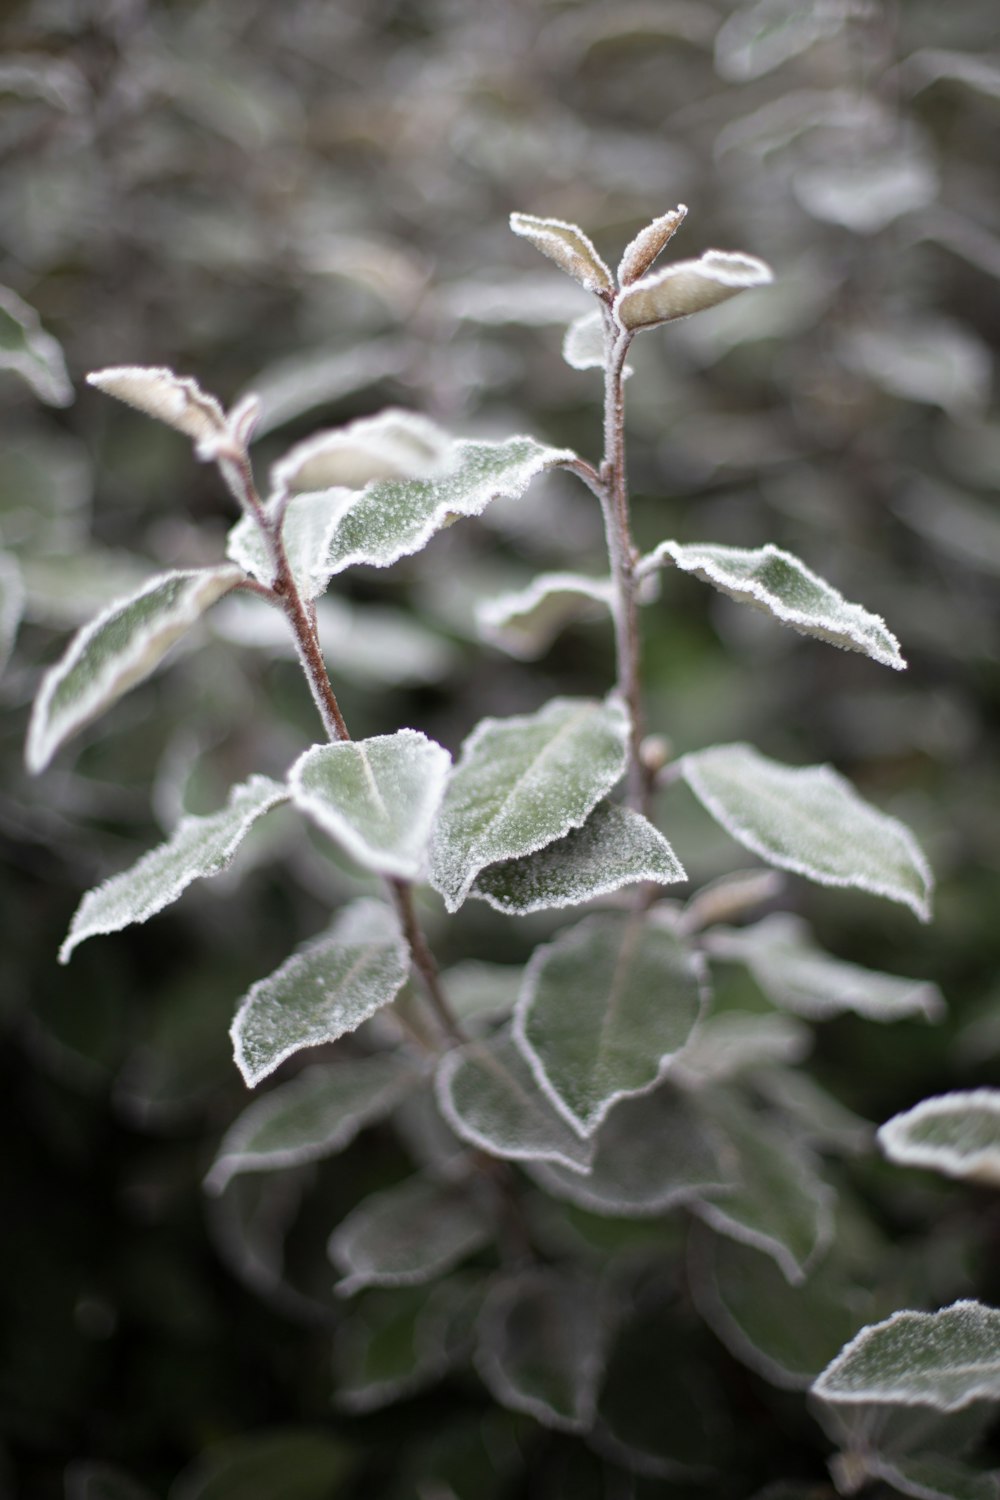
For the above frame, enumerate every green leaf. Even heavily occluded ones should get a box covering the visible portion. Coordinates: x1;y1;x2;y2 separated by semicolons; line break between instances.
514;910;705;1136
879;1090;1000;1187
169;1429;354;1500
870;1453;1000;1500
60;775;288;963
329;1173;493;1295
430;695;628;912
0;549;23;673
434;1028;594;1173
813;1302;1000;1412
204;1052;418;1195
509;212;614;296
271;408;452;494
0;284;73;406
756;1067;872;1155
439;960;523;1028
289;730;451;880
641;539;904;669
230;899;409;1087
334;1278;479;1414
680;743;934;921
707;913;945;1022
476;571;613;659
26;566;244;773
672;1011;811;1085
614;251;773;331
475;1269;606;1432
473;800;685;916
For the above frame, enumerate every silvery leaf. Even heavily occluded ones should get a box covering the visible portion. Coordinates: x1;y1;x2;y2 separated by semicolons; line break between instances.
86;365;226;451
813;1302;1000;1412
615;252;773;332
270;408;453;494
476;571;613;659
618;205;688;285
509;212;614;296
879;1091;1000;1188
0;284;73;406
329;1174;493;1296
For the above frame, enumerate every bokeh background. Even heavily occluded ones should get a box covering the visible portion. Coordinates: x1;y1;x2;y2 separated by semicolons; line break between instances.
2;0;999;1495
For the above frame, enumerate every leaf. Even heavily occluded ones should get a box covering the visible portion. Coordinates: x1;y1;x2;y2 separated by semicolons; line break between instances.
329;1173;493;1295
795;147;940;235
230;899;409;1087
86;365;227;452
707;914;945;1022
614;251;773;332
0;549;24;673
672;1011;811;1085
169;1429;354;1500
845;318;991;415
714;0;850;81
641;539;904;669
439;960;522;1028
812;1302;1000;1412
271;408;453;494
618;205;688;285
680;743;934;922
429;695;628;912
0;284;73;406
60;775;288;964
509;212;614;296
473;801;685;916
26;566;244;773
475;1269;606;1432
333;1278;478;1414
878;1091;1000;1188
434;1027;594;1173
757;1067;872;1155
870;1454;1000;1500
515;910;705;1136
289;730;451;880
65;1464;156;1500
562;310;608;372
476;571;613;659
204;1052;418;1195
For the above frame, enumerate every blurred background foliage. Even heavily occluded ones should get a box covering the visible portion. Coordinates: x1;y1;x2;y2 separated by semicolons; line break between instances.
2;0;999;1495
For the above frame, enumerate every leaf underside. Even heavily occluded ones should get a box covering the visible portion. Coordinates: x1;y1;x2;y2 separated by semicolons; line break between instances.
813;1302;1000;1411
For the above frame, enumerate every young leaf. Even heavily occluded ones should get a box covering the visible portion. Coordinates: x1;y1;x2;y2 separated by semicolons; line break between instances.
333;1278;478;1414
434;1028;594;1174
707;913;945;1022
0;549;24;673
563;310;608;372
289;730;451;881
204;1053;418;1195
617;204;688;285
509;213;614;296
514;910;705;1136
26;566;244;773
230;899;409;1087
0;284;73;407
429;695;628;912
60;774;288;963
680;743;934;921
329;1174;493;1296
86;366;227;453
472;800;684;916
476;571;613;660
879;1091;1000;1187
812;1302;1000;1411
614;251;773;332
475;1269;606;1432
271;409;453;494
640;539;905;670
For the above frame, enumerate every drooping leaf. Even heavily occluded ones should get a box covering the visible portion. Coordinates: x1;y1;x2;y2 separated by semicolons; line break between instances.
473;801;685;916
641;539;904;669
329;1174;493;1296
271;408;452;494
204;1053;418;1195
614;252;773;332
60;775;288;964
680;743;934;921
672;1011;811;1085
618;205;688;285
86;365;227;452
475;1269;606;1432
289;730;451;880
514;910;705;1136
812;1302;1000;1412
430;695;628;912
333;1278;479;1414
230;900;409;1087
869;1453;1000;1500
878;1091;1000;1188
0;284;73;406
707;914;945;1022
169;1428;354;1500
0;549;24;673
509;213;614;296
434;1028;594;1173
26;566;244;773
476;571;613;659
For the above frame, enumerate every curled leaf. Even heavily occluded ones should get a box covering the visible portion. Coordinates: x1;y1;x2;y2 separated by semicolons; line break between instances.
617;204;688;285
615;251;773;332
879;1090;1000;1188
87;366;227;454
510;212;614;296
271;409;453;495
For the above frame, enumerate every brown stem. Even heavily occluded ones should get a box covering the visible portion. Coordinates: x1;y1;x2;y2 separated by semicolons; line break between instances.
388;877;466;1045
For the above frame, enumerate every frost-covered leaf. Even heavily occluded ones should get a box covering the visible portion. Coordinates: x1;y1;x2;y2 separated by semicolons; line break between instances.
845;319;991;415
434;1028;594;1173
329;1174;493;1296
225;488;351;600
680;744;933;922
879;1091;1000;1188
87;366;227;451
618;205;688;285
61;774;288;963
515;910;704;1136
707;914;945;1022
0;549;24;672
430;696;628;912
509;213;614;296
230;900;409;1087
870;1453;1000;1500
473;801;685;916
714;0;849;81
812;1302;1000;1411
642;539;904;669
0;284;73;406
476;571;613;659
289;730;451;881
271;409;453;494
615;252;773;332
26;566;245;774
563;310;608;372
475;1269;606;1432
757;1067;872;1155
439;960;522;1028
204;1053;418;1195
333;1278;479;1414
672;1011;810;1085
795;146;939;233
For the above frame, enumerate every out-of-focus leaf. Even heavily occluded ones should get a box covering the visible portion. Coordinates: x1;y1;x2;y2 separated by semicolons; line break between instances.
869;1453;1000;1500
615;252;773;331
439;961;522;1028
812;1303;1000;1412
714;0;849;82
672;1011;810;1085
0;284;72;406
680;743;934;921
509;213;614;296
241;341;409;436
168;1428;353;1500
563;310;612;373
476;571;613;659
271;409;452;494
879;1091;1000;1187
0;550;23;672
87;366;226;451
844;319;991;415
757;1068;872;1155
794;145;939;233
904;49;1000;101
65;1463;156;1500
333;1279;478;1414
330;1174;493;1295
